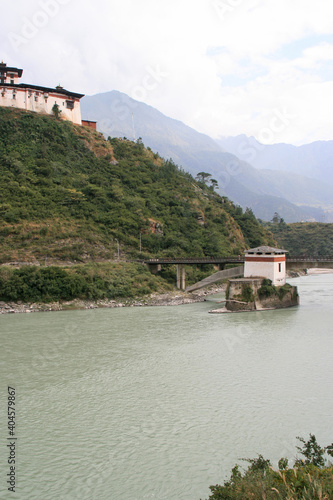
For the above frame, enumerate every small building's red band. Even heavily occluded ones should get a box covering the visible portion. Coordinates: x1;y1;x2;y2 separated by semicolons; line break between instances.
245;256;285;263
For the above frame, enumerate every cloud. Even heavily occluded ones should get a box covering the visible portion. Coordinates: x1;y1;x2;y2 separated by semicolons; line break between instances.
2;0;333;144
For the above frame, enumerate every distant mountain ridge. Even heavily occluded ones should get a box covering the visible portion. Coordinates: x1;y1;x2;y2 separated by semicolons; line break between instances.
81;91;332;222
216;135;333;186
81;90;223;157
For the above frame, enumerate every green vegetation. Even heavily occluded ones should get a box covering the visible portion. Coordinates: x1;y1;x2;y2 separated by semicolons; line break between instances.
0;262;171;302
262;219;333;256
258;279;292;301
52;103;61;120
206;434;333;499
0;107;274;302
240;283;255;302
225;282;254;303
258;278;277;298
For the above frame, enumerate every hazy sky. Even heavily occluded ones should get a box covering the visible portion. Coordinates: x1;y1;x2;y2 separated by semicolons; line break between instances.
2;0;333;145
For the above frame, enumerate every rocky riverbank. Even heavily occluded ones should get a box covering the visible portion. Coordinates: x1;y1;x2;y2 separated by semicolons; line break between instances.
0;284;227;315
2;268;332;315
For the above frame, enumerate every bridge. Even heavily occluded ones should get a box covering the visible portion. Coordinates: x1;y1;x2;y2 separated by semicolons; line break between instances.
145;256;333;291
285;257;333;270
146;257;244;290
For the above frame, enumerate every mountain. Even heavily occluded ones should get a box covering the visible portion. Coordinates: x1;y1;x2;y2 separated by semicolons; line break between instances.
81;90;225;160
216;135;333;186
81;91;331;222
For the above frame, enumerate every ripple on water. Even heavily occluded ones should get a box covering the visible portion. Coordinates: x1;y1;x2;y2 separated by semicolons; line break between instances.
0;274;332;500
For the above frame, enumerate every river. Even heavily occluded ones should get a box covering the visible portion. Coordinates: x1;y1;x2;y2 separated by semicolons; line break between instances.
0;273;332;500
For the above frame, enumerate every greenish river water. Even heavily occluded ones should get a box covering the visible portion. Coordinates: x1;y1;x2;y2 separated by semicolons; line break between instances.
0;273;333;500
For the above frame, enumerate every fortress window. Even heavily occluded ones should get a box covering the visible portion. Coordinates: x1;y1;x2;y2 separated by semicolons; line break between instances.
66;100;74;110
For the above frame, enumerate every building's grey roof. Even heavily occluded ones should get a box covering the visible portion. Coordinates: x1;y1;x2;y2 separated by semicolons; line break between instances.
245;245;288;254
1;82;84;99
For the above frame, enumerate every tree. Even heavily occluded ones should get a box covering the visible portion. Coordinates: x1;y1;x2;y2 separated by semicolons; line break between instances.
295;434;325;467
196;172;212;184
52;103;62;120
210;179;219;190
271;211;281;224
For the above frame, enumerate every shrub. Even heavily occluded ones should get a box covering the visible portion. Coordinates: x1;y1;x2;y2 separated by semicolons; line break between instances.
206;435;333;500
241;283;254;302
277;283;292;300
258;278;277;298
0;262;173;303
0;266;87;302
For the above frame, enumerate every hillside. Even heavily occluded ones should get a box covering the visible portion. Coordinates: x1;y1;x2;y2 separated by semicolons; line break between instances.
191;151;327;222
81;91;328;223
0;107;274;303
262;221;333;256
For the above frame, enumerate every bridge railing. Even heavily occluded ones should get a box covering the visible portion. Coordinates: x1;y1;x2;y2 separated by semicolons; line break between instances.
287;256;333;262
145;256;333;264
146;257;244;264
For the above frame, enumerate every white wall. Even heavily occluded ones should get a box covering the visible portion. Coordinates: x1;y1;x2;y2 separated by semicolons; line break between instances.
0;87;82;125
244;257;286;286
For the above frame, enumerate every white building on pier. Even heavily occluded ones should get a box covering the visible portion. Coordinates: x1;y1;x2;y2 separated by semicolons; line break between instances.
244;246;287;286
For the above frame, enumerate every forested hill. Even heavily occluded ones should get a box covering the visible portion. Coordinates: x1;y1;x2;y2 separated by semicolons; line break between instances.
0;107;274;265
263;221;333;256
0;107;275;303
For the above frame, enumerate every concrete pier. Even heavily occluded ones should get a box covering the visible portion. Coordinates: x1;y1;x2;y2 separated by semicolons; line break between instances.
177;265;186;290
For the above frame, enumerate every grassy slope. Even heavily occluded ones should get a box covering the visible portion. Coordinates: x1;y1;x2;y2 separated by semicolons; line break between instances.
0;107;274;302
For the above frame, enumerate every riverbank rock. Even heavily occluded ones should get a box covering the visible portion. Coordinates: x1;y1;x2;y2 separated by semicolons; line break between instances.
223;278;299;313
0;284;227;314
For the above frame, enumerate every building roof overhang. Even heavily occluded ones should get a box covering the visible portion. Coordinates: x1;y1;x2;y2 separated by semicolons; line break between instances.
1;82;84;99
0;64;23;77
245;245;288;255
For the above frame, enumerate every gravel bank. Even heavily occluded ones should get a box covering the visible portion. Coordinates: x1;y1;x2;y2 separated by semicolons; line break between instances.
0;284;227;315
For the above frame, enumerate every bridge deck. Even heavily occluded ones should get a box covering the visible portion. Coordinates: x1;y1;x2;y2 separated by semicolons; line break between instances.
145;257;333;265
146;257;244;264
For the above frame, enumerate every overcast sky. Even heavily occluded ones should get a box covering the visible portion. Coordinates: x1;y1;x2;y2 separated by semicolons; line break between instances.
2;0;333;145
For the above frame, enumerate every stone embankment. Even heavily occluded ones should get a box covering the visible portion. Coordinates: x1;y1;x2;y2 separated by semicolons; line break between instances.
0;284;227;315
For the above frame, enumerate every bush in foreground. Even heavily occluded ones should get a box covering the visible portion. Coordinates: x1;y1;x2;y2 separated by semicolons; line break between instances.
205;434;333;499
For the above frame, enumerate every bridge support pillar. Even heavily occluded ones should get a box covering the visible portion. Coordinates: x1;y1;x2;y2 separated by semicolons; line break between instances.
217;263;225;271
177;264;186;290
148;264;161;274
